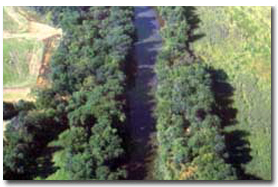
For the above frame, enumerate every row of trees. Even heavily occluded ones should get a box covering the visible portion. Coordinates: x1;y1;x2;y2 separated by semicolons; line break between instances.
153;7;236;180
4;7;135;180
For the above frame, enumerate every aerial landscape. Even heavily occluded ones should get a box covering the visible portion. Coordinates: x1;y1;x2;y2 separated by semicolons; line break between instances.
3;6;271;180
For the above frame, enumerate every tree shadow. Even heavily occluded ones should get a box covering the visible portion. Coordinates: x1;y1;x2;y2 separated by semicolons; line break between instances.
35;146;62;179
209;68;262;180
184;6;205;60
224;130;262;180
3;109;68;180
32;117;68;179
210;69;237;128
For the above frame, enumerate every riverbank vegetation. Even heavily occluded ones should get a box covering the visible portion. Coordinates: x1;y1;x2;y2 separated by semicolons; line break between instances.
153;7;237;180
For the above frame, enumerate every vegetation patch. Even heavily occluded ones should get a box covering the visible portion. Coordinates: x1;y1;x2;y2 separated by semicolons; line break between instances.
193;6;271;180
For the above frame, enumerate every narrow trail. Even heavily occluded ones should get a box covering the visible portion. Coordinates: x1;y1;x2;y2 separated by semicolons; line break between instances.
126;7;162;180
3;7;62;41
3;87;33;103
3;23;62;41
3;87;30;93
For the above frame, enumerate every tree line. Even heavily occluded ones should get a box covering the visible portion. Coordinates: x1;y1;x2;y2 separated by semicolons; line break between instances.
153;7;237;180
4;6;135;180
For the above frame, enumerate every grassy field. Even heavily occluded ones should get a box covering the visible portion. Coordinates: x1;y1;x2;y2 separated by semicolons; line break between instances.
194;6;271;180
3;38;43;88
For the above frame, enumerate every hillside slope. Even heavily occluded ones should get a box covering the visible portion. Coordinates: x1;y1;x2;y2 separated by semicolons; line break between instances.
3;6;62;102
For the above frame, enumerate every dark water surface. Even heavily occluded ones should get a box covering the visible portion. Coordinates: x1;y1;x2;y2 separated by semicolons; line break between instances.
126;6;162;180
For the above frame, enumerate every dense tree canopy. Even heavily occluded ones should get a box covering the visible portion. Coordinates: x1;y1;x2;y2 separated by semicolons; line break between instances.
154;7;236;180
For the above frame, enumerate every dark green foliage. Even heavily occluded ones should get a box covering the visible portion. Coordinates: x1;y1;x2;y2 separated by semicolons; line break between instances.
4;109;65;179
157;7;199;63
3;102;18;120
3;100;35;120
50;118;126;180
14;100;35;111
154;7;236;180
30;6;85;26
